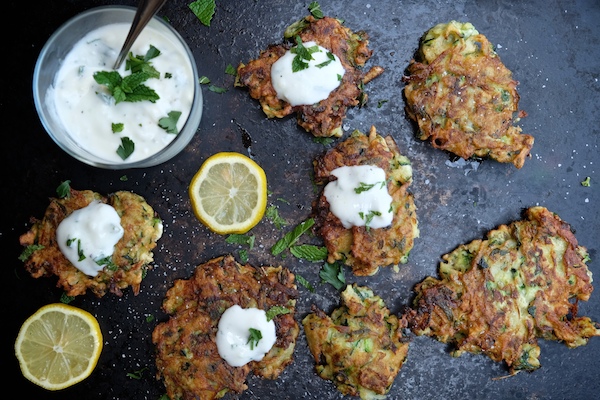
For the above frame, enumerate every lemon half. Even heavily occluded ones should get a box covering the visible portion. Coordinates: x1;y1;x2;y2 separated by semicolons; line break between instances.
15;303;103;391
189;152;268;234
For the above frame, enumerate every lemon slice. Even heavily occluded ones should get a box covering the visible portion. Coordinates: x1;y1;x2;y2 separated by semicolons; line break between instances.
189;152;267;234
15;303;103;391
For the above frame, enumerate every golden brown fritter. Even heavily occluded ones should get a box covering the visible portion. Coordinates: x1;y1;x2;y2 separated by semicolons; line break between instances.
152;255;299;400
312;126;419;276
235;14;384;138
303;284;410;399
18;188;162;298
403;21;534;168
406;206;600;375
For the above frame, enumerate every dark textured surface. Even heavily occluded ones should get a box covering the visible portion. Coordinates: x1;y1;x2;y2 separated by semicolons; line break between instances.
4;0;599;399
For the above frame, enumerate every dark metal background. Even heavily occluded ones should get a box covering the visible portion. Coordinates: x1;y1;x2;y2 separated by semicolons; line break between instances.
4;0;599;399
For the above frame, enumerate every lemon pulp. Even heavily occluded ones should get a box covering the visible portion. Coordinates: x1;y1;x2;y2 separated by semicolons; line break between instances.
15;303;103;391
189;152;267;234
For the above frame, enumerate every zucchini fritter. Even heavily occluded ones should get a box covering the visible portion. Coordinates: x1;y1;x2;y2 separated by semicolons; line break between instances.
407;207;600;374
403;21;534;168
235;14;383;137
152;255;299;400
303;284;410;399
312;126;419;276
19;188;163;297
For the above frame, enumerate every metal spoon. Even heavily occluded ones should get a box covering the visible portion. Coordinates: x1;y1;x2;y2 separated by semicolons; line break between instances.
113;0;168;69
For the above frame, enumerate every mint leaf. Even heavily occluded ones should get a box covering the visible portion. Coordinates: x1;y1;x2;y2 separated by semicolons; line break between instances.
308;1;324;19
189;0;216;27
56;180;71;198
290;244;327;262
296;274;315;292
271;218;315;255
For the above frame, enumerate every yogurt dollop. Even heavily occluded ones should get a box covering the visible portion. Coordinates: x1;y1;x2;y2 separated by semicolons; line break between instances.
56;201;124;276
271;40;345;106
324;165;393;229
216;305;277;367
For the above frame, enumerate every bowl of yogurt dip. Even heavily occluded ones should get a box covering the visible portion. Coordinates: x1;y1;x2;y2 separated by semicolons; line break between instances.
33;5;202;169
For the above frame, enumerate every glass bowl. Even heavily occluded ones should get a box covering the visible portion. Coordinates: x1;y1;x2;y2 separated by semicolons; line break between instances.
33;5;202;169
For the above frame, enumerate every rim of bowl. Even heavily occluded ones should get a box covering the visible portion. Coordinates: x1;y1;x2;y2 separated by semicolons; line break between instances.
33;5;202;170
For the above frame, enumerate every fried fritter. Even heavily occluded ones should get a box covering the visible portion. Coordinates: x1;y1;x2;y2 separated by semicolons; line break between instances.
303;284;410;399
235;14;384;138
312;126;419;276
407;206;600;374
403;21;534;168
152;255;299;400
19;188;162;297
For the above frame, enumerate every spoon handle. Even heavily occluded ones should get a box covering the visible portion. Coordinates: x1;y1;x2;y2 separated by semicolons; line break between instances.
113;0;168;69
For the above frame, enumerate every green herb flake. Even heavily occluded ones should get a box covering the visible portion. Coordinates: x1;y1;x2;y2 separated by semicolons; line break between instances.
320;262;345;290
581;176;591;187
308;1;324;19
377;99;389;108
18;244;45;262
247;328;262;350
290;36;320;72
296;274;315;292
313;137;335;146
159;110;182;134
271;218;315;255
198;76;211;84
189;0;216;27
146;314;155;323
266;306;291;321
208;85;228;93
112;122;124;133
225;64;237;75
117;137;135;160
265;205;288;229
127;367;148;380
226;234;255;249
56;180;71;198
60;293;75;304
120;175;128;182
290;244;328;262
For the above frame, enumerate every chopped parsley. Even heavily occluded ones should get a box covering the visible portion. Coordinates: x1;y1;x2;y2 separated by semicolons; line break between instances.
266;205;288;229
320;262;345;290
581;176;591;187
359;210;382;231
111;122;124;133
225;64;237;75
158;111;182;134
354;181;385;194
315;51;335;68
247;328;262;350
116;137;135;160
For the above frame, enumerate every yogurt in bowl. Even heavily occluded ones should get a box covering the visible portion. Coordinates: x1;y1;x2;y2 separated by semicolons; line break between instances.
33;6;202;169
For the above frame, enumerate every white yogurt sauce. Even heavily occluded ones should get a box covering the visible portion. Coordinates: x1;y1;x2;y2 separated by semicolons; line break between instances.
216;305;276;367
324;165;393;229
48;23;194;163
271;41;345;106
56;201;124;276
